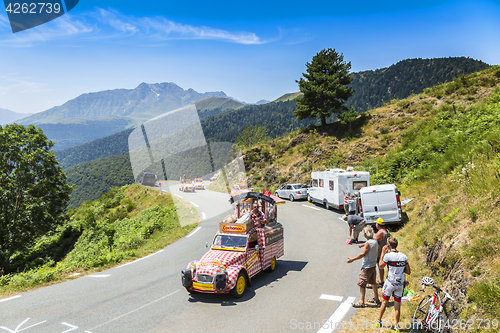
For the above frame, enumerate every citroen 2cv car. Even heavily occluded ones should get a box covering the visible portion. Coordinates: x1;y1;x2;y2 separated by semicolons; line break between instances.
179;179;196;192
181;192;284;298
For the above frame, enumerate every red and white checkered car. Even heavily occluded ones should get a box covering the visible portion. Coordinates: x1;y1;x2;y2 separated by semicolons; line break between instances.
181;191;285;298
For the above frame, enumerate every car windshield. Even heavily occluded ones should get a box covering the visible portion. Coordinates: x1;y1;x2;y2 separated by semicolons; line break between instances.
293;184;306;189
213;235;247;249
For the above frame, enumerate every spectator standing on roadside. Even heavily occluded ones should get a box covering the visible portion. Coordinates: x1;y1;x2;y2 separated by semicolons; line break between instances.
374;218;390;286
343;214;365;244
347;193;357;215
342;187;352;215
347;226;381;308
375;237;411;331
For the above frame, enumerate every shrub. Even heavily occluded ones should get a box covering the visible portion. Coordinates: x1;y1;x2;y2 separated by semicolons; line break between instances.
468;278;500;318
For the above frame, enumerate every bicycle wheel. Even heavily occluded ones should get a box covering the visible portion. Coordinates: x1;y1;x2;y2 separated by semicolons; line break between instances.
412;295;432;332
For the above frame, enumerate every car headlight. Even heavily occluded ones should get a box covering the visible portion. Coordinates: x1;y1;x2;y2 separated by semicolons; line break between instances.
218;265;226;273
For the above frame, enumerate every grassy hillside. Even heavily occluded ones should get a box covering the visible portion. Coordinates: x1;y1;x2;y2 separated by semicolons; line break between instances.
0;184;198;295
240;66;500;329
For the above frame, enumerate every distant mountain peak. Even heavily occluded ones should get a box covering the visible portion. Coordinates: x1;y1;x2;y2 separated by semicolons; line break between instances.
17;82;232;126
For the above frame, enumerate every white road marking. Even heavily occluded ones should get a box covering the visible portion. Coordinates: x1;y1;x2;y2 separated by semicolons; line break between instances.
0;318;47;332
88;274;110;278
88;290;180;331
190;202;199;208
174;194;182;198
61;322;78;332
117;250;164;268
201;212;206;220
186;227;201;237
317;296;356;333
0;295;21;303
320;294;343;302
302;204;321;211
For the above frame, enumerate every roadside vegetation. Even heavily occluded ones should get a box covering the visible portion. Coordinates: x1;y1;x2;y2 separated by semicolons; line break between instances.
0;184;197;296
2;59;498;330
241;66;500;331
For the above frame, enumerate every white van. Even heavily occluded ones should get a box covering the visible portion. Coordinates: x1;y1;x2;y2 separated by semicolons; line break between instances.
307;168;370;210
358;184;402;225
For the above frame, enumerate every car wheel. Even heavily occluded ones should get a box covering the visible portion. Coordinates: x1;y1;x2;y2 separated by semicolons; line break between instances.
307;194;312;203
275;192;279;198
289;194;294;202
267;256;277;272
230;272;247;298
324;200;330;210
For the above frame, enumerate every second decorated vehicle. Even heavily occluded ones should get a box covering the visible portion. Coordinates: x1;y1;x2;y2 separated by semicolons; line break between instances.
181;191;285;298
179;179;196;192
194;177;205;190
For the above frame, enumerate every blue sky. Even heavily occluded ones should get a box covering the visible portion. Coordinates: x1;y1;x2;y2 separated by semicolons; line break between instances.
1;0;500;114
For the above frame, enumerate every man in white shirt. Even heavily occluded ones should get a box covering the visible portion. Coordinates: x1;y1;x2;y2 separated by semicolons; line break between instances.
375;237;411;331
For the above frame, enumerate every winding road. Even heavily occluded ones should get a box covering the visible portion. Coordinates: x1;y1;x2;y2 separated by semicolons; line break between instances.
0;182;369;333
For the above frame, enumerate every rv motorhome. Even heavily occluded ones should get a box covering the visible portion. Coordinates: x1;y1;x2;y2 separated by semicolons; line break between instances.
307;168;370;210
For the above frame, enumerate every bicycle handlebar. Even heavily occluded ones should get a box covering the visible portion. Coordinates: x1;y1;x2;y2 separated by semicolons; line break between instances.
421;283;455;302
428;284;455;302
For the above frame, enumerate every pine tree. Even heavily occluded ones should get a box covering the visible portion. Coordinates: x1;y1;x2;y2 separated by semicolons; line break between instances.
295;48;354;126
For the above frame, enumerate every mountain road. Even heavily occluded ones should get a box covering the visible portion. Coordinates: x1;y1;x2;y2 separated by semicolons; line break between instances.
0;184;368;333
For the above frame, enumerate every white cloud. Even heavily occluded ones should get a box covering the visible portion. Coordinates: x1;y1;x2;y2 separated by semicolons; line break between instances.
0;7;270;46
0;74;49;94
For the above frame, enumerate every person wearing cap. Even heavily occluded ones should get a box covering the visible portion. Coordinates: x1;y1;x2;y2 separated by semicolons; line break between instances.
374;218;390;285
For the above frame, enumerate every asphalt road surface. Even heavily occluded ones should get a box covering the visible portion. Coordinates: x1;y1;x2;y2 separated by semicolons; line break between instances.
0;182;370;333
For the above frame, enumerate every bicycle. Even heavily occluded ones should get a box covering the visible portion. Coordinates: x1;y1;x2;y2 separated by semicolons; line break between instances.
412;276;455;333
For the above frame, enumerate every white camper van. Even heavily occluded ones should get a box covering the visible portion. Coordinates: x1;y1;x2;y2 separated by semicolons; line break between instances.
358;184;402;225
307;168;370;210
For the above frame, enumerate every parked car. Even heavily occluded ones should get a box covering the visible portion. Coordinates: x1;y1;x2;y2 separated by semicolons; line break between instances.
141;172;157;186
275;183;308;201
358;184;402;225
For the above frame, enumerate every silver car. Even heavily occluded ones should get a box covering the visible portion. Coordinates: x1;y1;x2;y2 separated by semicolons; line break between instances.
275;183;308;201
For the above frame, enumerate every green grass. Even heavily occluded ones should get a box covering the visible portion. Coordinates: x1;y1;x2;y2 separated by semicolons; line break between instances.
0;184;197;295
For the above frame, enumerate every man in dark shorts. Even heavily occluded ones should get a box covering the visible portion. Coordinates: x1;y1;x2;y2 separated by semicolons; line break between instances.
347;226;380;307
343;214;365;244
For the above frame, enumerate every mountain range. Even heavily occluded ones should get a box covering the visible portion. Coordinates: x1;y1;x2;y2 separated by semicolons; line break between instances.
6;56;491;152
14;83;240;150
0;108;33;126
